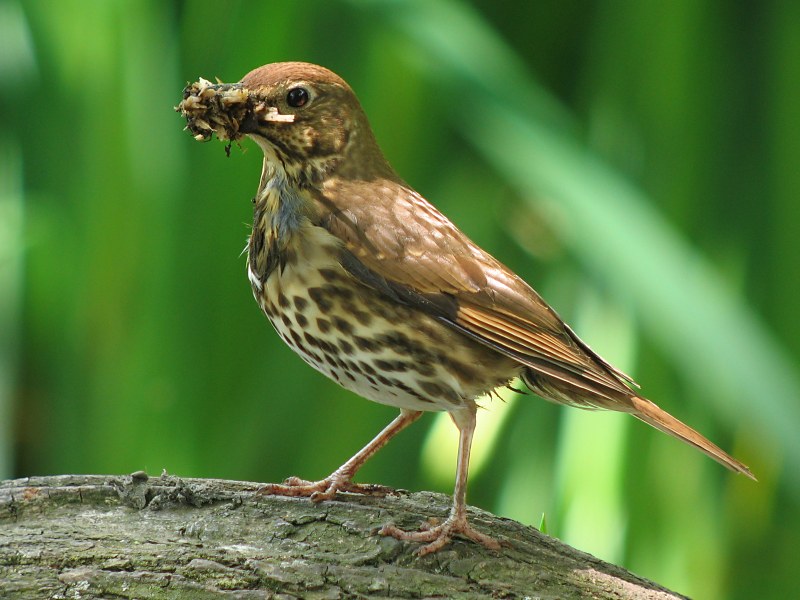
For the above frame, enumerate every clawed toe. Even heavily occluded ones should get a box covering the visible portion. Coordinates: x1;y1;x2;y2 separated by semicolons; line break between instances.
257;479;326;498
256;475;396;502
380;515;501;556
338;481;399;497
282;476;315;487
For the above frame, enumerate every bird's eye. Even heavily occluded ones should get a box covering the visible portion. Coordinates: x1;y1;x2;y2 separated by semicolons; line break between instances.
286;87;310;108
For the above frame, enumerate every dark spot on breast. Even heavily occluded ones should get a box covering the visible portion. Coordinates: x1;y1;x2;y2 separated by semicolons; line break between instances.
296;313;308;327
419;380;449;399
393;380;431;402
419;380;459;404
333;317;353;335
413;362;436;377
338;340;354;355
316;318;331;333
354;336;378;353
330;285;354;302
375;331;411;354
317;339;338;354
308;287;332;311
318;268;338;282
281;313;292;327
305;349;323;363
293;296;308;312
373;359;408;373
415;323;447;345
375;331;435;364
441;357;478;384
359;361;376;376
277;292;290;309
352;310;372;326
290;330;303;348
303;332;320;347
364;294;413;322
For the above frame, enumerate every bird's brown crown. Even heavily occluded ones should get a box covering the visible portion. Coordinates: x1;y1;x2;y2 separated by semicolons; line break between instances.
240;62;352;92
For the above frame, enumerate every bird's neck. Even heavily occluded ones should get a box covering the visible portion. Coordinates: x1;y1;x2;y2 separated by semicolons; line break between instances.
247;156;317;286
255;159;310;233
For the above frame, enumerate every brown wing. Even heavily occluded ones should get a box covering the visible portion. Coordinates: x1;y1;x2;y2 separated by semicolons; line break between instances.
311;177;637;404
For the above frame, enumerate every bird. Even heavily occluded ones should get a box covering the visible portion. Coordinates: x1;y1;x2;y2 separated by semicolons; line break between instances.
177;61;755;555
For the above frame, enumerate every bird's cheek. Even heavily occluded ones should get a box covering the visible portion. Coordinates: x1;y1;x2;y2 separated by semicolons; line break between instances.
306;124;348;157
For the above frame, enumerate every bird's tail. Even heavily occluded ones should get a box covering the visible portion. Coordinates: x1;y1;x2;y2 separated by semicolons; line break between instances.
630;396;756;480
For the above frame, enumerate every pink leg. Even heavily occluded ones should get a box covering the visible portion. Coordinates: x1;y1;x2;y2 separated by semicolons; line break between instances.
258;409;422;502
380;405;501;555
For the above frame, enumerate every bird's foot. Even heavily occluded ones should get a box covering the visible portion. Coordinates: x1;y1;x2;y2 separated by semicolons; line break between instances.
257;474;397;503
380;513;501;556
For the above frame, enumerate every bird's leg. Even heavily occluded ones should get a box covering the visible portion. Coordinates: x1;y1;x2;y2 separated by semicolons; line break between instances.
258;409;422;502
380;405;501;555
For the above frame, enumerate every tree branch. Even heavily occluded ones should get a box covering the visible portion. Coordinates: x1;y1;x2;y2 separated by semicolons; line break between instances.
1;474;685;599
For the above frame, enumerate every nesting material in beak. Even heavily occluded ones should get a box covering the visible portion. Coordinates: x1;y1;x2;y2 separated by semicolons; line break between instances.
177;77;294;143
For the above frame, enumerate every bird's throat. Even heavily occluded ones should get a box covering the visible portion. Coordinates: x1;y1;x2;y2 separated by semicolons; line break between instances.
247;157;313;287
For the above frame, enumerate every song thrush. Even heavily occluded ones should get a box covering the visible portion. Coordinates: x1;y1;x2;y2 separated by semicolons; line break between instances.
177;62;754;555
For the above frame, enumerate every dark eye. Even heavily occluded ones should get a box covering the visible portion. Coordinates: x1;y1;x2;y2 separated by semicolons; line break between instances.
286;87;309;108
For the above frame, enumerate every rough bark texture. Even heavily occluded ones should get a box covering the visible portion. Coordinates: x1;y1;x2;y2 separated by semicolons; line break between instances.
0;474;685;599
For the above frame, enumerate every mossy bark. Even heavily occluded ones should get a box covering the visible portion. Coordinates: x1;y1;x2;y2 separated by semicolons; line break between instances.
0;474;685;599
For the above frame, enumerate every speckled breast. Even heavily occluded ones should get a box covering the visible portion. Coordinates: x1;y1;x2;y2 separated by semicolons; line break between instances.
246;224;515;412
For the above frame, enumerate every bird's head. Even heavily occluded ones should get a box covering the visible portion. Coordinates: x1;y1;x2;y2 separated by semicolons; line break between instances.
237;62;393;185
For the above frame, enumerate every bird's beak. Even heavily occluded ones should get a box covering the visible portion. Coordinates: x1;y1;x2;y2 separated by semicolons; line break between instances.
177;77;294;143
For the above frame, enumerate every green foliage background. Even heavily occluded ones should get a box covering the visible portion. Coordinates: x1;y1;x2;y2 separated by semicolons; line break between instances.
2;1;798;597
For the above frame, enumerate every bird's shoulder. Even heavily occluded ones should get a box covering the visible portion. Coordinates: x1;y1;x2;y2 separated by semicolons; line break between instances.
310;176;576;334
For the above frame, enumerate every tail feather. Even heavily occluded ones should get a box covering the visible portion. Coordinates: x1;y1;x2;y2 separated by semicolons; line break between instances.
630;396;756;480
